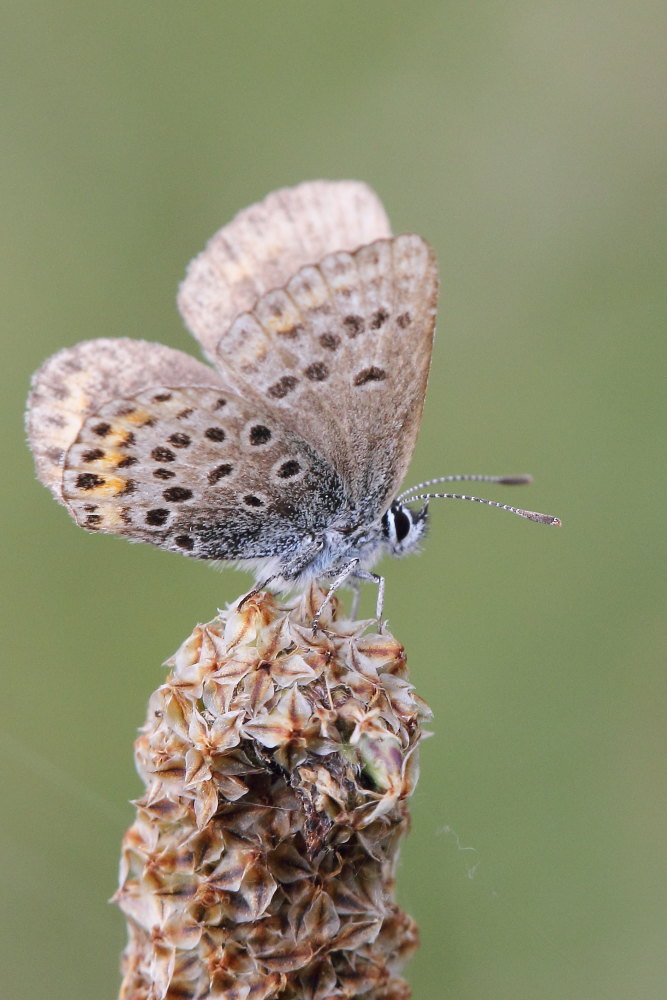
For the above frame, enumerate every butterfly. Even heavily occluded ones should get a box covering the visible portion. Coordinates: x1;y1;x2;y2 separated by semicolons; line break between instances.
26;180;559;626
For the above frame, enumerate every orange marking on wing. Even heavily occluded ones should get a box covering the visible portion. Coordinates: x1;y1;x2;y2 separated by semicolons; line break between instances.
103;427;129;446
96;449;127;469
86;475;128;498
126;409;153;425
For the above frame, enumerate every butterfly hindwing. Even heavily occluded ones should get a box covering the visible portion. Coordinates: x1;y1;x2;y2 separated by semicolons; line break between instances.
27;339;228;502
210;234;439;516
178;180;391;364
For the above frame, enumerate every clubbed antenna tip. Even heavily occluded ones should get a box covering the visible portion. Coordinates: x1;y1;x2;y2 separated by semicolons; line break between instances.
406;490;562;526
517;509;562;526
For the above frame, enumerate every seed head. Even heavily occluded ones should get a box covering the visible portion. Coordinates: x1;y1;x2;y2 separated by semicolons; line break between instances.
115;584;430;999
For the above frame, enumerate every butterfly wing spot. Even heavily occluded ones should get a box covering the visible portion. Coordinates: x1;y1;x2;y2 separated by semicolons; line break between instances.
204;427;226;442
177;408;194;420
174;535;194;551
370;308;390;329
152;392;172;402
396;312;411;329
153;468;176;480
90;420;136;447
277;460;301;479
208;463;234;484
146;508;170;526
152;446;175;462
162;486;193;503
267;376;299;399
74;471;132;497
343;315;365;337
353;367;387;386
319;333;340;351
76;473;104;490
168;432;191;448
71;444;138;472
249;424;272;445
244;495;264;507
303;362;329;382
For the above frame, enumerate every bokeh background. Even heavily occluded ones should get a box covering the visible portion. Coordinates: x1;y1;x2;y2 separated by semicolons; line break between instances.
3;2;666;998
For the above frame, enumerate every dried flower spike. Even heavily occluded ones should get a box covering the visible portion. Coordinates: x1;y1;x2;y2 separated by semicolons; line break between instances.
115;583;431;1000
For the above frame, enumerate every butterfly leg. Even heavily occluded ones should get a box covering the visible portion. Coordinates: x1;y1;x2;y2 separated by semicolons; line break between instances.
313;558;360;633
237;575;279;611
351;569;386;629
348;579;362;620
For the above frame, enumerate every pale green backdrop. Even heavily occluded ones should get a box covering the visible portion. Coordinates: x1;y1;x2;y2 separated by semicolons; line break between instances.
2;3;666;998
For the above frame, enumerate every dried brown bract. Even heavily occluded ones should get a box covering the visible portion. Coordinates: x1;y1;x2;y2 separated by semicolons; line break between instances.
115;584;430;1000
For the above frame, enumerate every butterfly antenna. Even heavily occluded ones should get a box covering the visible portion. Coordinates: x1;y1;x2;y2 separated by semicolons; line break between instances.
407;491;561;526
397;473;532;503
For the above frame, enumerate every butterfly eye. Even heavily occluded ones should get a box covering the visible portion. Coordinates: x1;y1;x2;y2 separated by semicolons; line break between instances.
382;504;413;545
393;507;412;544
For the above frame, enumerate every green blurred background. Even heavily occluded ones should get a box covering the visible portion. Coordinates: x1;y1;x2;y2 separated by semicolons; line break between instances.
3;2;666;997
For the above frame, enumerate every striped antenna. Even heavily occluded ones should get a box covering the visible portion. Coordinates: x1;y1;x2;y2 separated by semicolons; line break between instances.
397;473;532;503
405;491;561;527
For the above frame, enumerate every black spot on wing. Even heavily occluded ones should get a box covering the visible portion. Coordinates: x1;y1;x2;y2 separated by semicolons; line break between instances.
250;425;271;445
277;460;301;479
303;362;329;381
168;432;191;448
370;308;389;329
208;464;233;484
76;472;104;490
204;427;226;442
146;508;169;526
319;332;340;351
163;486;193;502
353;366;387;386
267;376;298;399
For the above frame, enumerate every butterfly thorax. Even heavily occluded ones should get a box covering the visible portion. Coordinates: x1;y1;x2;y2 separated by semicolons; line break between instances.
248;499;429;591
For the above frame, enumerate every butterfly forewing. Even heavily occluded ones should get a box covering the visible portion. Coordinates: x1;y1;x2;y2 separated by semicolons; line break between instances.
61;384;345;561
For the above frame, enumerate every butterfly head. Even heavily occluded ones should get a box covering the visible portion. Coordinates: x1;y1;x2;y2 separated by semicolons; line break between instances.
381;500;429;558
